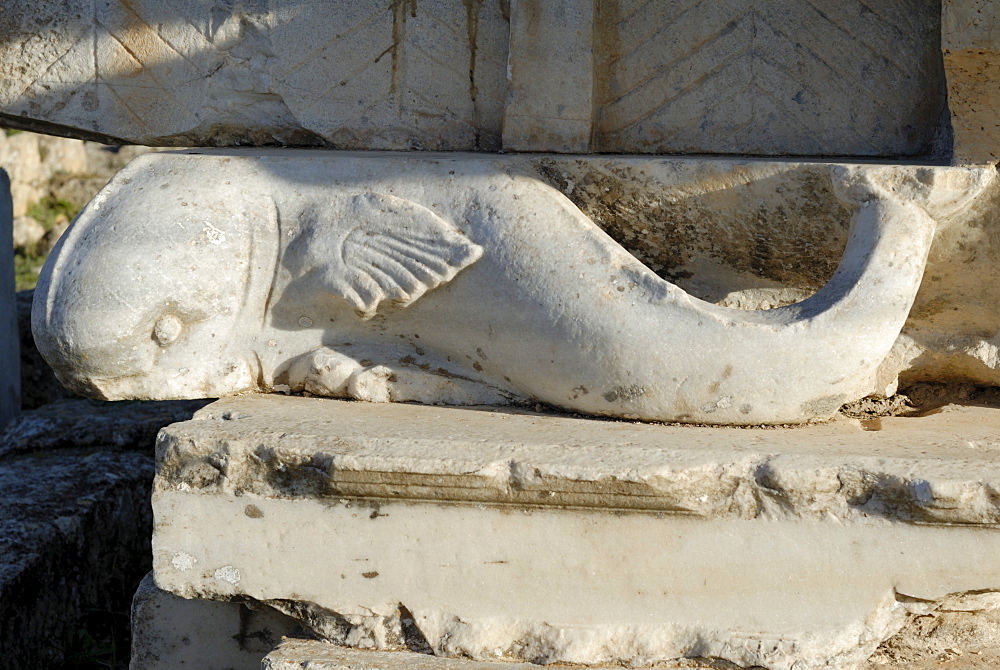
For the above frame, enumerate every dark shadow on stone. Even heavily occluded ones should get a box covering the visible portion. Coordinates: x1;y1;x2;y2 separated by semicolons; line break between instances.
0;340;210;667
18;289;75;410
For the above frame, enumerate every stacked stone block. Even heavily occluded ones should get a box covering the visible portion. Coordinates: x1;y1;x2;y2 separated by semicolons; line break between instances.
3;1;1000;669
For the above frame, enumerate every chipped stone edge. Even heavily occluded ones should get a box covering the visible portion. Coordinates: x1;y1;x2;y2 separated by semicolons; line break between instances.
152;400;1000;526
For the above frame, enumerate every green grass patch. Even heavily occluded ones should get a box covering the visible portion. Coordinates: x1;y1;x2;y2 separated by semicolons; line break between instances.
15;251;46;291
3;128;22;136
27;196;81;230
15;197;80;290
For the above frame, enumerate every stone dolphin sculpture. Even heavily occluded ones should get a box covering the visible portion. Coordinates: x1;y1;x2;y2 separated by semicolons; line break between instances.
33;152;994;424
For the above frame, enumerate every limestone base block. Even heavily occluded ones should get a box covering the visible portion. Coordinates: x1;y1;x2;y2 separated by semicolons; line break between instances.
863;596;1000;669
263;640;561;670
0;0;958;158
265;636;1000;670
151;395;1000;670
943;0;1000;165
0;397;214;666
130;573;301;670
0;169;17;428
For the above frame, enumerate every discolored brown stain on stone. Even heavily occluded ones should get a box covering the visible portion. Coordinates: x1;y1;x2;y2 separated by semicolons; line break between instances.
386;0;419;95
533;159;850;298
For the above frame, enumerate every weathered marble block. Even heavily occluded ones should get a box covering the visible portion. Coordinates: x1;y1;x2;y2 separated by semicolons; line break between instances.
0;0;508;150
943;0;1000;164
262;640;550;670
0;169;17;428
263;637;1000;670
151;395;1000;670
589;0;948;157
2;0;993;162
30;151;996;425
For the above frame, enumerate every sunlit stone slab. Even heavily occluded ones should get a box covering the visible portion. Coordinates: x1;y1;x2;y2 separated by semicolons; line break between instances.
0;1;507;150
263;640;553;670
258;621;1000;670
942;0;1000;164
152;395;1000;670
0;0;974;160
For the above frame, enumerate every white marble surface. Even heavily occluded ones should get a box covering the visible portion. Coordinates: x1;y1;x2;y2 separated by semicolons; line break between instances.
1;0;984;161
32;151;993;424
0;0;507;149
151;395;1000;670
942;0;1000;164
263;640;549;670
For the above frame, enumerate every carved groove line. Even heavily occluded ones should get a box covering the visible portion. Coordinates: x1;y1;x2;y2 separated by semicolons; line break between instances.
596;0;942;155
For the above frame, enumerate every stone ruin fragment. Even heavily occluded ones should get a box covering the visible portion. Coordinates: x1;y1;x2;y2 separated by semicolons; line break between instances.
4;0;1000;668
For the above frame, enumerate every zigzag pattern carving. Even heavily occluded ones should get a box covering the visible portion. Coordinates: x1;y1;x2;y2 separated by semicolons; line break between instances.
269;0;508;150
7;0;507;149
595;0;947;156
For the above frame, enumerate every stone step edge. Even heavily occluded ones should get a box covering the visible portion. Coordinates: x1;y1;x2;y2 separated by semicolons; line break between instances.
262;637;708;670
155;396;1000;526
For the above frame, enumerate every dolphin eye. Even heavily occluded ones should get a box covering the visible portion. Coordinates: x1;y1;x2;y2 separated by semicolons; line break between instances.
153;314;183;346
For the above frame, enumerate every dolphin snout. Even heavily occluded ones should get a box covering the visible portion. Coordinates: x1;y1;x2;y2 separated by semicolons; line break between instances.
31;182;259;400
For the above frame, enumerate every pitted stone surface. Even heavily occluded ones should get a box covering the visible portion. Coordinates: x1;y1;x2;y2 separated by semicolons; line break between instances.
266;637;1000;670
0;391;208;666
0;0;972;159
863;591;1000;669
943;0;1000;164
0;398;209;460
31;151;995;424
151;395;1000;670
0;446;153;667
263;640;560;670
156;395;1000;525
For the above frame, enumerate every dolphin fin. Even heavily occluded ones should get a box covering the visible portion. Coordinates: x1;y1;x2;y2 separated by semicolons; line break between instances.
294;192;483;319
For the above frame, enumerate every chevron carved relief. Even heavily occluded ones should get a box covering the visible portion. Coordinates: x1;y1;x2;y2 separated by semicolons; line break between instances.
594;0;948;156
269;0;509;151
1;0;508;149
0;0;958;156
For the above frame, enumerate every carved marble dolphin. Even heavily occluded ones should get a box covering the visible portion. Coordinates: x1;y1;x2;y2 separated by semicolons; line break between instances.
33;152;994;424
